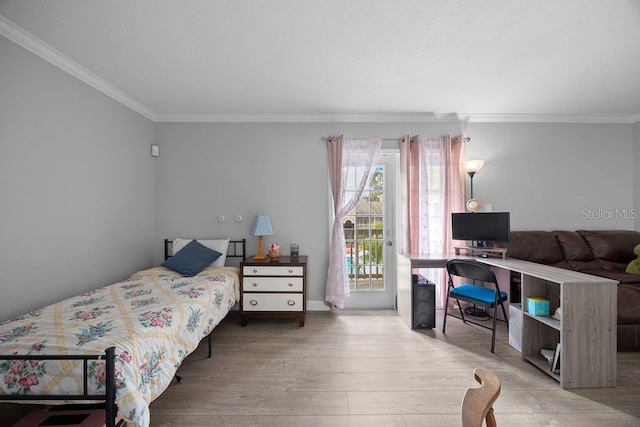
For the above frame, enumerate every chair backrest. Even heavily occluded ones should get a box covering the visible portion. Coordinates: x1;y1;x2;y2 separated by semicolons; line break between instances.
461;368;501;427
447;259;498;285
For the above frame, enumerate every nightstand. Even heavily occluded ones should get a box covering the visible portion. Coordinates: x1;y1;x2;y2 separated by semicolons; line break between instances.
240;255;307;327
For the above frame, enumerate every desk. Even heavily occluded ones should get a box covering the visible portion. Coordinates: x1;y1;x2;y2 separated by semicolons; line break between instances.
397;253;618;389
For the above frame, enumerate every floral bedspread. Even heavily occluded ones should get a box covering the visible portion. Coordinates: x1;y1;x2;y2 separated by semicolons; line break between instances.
0;266;239;427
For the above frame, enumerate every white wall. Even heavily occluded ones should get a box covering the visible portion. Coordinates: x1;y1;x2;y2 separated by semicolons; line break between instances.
155;121;636;307
0;36;156;321
154;122;468;305
465;123;636;230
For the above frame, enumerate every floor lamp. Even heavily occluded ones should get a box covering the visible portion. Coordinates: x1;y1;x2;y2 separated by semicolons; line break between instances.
464;159;484;212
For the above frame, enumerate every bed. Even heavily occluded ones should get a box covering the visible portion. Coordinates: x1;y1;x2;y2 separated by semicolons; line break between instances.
0;238;245;427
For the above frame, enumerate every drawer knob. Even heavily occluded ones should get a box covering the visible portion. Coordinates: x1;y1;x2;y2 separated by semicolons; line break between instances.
252;282;258;287
288;283;293;287
253;269;258;273
250;300;258;306
288;269;293;273
287;300;296;306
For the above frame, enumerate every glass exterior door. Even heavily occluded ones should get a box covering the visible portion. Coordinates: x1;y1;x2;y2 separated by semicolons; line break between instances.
343;155;395;308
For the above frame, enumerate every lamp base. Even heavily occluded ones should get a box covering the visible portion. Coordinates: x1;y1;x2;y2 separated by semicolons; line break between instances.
254;235;267;260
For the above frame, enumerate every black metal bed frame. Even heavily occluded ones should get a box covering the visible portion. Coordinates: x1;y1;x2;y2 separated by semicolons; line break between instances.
0;347;120;427
1;239;246;426
164;238;247;265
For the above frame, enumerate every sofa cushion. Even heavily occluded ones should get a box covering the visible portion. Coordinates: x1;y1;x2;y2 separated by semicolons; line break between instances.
583;269;640;284
577;230;640;263
567;260;603;272
598;259;631;272
552;230;594;261
499;231;564;264
549;260;572;270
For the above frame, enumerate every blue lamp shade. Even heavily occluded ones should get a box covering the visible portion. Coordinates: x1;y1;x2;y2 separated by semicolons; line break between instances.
250;215;274;236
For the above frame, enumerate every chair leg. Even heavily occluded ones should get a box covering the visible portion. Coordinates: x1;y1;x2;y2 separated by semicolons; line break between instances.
500;301;509;329
491;306;498;353
486;407;497;427
458;300;467;321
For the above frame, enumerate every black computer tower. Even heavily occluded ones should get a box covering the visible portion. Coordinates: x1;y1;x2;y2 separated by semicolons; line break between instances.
412;274;436;329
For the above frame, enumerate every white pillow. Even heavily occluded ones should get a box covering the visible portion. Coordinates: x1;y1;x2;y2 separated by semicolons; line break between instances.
172;238;230;268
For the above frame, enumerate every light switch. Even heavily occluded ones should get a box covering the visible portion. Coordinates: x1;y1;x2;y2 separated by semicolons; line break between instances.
151;145;160;157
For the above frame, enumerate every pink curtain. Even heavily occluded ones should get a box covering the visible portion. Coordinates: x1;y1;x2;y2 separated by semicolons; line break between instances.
325;135;381;309
444;135;466;254
399;134;465;307
399;135;412;254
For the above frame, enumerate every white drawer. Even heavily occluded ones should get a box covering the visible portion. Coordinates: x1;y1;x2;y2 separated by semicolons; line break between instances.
509;324;522;352
243;277;303;292
509;303;523;329
242;293;303;312
243;266;303;277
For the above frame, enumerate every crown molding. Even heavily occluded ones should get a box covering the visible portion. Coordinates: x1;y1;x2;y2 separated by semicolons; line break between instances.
157;112;640;124
0;15;157;121
154;112;467;123
458;113;640;124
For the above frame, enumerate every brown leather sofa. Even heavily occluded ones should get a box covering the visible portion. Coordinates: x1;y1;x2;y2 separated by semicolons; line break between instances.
497;230;640;351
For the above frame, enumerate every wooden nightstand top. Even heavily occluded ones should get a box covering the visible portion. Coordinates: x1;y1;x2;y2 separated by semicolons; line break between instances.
243;255;308;265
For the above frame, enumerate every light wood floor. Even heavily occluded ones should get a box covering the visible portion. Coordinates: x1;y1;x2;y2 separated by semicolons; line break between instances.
2;309;639;426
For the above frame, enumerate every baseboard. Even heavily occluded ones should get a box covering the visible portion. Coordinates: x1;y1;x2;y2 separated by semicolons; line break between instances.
307;300;331;311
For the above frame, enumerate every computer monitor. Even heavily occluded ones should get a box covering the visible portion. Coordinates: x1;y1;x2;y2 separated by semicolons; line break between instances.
451;212;511;246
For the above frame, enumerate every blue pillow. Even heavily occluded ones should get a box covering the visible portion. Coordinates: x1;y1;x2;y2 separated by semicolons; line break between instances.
161;239;222;277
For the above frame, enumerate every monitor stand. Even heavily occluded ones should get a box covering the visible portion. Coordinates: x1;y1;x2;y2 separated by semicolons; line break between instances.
471;241;490;257
454;245;508;260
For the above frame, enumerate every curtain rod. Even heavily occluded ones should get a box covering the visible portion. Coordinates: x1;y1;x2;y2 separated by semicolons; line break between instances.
322;136;397;141
322;137;405;142
322;136;470;142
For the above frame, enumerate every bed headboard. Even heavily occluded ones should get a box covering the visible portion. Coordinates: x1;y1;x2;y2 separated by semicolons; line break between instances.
164;238;247;264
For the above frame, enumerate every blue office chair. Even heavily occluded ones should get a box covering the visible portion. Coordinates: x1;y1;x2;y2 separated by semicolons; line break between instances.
443;259;508;353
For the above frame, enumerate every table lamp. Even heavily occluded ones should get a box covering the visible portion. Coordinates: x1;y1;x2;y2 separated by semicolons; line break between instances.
251;214;274;260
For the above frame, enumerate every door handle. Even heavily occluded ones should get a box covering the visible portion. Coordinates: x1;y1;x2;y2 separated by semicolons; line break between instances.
386;241;393;246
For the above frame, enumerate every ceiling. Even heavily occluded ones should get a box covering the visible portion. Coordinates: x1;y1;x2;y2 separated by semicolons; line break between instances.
1;0;639;123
